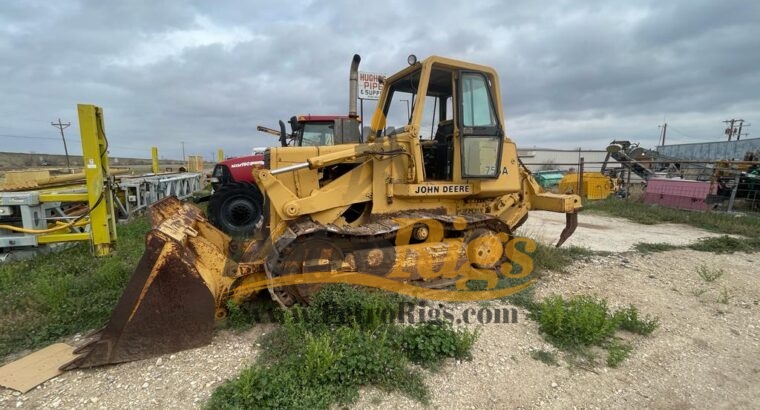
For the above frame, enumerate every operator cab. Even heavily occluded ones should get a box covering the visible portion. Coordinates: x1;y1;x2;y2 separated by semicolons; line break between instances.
299;122;335;146
376;61;504;183
286;115;363;147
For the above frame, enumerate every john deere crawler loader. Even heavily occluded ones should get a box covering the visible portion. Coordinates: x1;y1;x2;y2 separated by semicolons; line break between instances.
64;54;581;369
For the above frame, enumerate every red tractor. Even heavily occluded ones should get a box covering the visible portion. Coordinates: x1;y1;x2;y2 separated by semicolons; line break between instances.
207;115;362;236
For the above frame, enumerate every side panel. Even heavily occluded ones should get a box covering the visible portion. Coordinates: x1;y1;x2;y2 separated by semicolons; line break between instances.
221;155;265;183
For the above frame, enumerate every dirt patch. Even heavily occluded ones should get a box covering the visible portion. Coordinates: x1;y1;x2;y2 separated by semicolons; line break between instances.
1;213;758;409
520;210;732;252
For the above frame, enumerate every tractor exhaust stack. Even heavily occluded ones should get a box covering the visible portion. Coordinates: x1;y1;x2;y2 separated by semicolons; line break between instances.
349;54;361;119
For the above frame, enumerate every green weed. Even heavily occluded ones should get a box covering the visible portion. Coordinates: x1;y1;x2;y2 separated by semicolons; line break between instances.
530;295;618;348
606;340;632;368
633;242;681;253
305;284;407;331
531;243;596;273
692;288;708;297
585;199;760;238
207;285;479;409
688;235;760;254
717;287;731;304
530;350;559;366
696;265;724;282
528;295;658;368
391;320;479;369
223;297;281;331
613;305;659;335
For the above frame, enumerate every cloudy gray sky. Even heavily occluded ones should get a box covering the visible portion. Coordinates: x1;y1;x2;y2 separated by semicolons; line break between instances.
1;0;758;159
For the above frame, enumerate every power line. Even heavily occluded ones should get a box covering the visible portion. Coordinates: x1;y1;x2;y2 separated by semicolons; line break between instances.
2;131;188;157
667;126;697;139
1;132;156;153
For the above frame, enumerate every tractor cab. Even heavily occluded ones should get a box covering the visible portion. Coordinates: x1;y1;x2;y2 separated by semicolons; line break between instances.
286;115;363;147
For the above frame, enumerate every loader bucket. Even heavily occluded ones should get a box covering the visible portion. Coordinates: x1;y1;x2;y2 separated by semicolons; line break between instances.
62;230;216;369
62;197;238;369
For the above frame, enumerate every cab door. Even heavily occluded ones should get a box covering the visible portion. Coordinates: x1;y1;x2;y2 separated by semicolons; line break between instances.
458;72;503;180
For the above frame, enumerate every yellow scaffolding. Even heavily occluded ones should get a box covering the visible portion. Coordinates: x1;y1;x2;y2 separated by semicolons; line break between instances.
0;104;117;257
77;104;117;255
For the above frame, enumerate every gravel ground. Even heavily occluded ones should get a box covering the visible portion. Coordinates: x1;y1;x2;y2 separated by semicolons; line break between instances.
519;210;734;252
1;213;759;409
1;324;277;409
351;249;760;409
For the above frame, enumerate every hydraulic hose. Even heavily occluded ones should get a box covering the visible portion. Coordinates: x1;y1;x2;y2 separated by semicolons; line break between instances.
0;193;104;234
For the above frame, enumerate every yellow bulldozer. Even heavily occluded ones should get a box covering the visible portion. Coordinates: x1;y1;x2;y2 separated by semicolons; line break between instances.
64;54;582;369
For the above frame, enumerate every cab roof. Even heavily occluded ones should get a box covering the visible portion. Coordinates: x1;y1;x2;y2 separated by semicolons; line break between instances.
296;115;349;122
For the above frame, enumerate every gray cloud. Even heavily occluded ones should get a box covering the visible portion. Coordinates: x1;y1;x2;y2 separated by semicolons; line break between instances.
1;0;758;160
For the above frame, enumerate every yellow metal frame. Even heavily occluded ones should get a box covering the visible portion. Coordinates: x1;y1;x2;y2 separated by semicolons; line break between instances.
77;104;117;255
24;105;117;254
151;146;160;174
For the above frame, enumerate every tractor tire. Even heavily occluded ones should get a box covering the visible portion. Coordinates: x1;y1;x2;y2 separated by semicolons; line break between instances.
207;182;264;237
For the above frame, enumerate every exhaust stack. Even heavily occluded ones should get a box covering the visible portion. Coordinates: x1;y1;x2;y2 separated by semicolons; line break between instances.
349;54;361;119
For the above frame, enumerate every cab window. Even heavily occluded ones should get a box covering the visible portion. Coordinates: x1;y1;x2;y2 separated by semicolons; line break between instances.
461;73;496;127
300;122;334;146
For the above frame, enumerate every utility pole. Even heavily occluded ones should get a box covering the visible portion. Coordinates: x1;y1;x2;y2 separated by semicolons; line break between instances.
51;118;72;172
736;121;743;140
658;122;668;146
723;119;743;141
725;119;735;141
736;121;751;140
181;141;186;162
